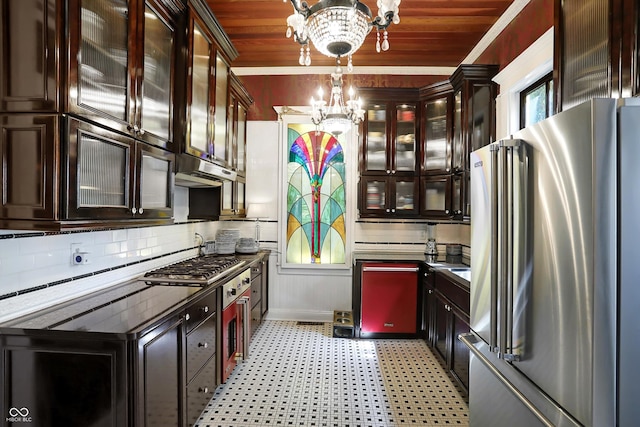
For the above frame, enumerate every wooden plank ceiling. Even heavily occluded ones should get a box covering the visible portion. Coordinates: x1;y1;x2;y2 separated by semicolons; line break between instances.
206;0;516;69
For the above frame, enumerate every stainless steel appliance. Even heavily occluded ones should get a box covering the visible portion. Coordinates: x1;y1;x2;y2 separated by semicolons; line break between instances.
144;255;245;285
461;98;640;426
221;269;251;382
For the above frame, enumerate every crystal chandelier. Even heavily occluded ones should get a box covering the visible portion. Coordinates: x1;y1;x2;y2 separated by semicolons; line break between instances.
310;59;365;135
284;0;401;68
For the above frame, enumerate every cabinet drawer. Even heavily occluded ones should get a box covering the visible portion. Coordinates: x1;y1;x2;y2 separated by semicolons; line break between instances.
186;313;216;381
435;272;469;314
185;289;217;333
251;279;261;305
250;264;262;280
186;354;216;427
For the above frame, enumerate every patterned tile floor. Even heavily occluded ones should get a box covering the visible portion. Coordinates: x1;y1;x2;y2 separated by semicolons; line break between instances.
194;320;469;427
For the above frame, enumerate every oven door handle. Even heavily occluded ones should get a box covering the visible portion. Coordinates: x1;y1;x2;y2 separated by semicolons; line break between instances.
237;296;251;360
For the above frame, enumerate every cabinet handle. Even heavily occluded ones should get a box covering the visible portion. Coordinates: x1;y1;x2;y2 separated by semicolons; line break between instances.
185;313;191;321
202;306;209;313
198;342;209;348
138;208;144;214
131;207;137;214
199;386;210;394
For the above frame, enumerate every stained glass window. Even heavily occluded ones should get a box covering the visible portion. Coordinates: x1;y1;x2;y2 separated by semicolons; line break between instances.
286;124;346;265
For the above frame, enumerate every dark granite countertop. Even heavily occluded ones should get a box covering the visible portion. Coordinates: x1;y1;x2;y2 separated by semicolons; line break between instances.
0;251;269;337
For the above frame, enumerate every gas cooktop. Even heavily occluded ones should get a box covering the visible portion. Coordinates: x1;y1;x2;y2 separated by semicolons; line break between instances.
144;255;246;286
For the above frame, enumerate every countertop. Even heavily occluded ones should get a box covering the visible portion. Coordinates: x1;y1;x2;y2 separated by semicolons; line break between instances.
0;251;269;337
353;250;470;288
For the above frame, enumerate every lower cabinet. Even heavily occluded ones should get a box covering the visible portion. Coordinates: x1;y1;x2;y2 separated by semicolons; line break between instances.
137;315;184;426
0;287;219;427
424;270;470;393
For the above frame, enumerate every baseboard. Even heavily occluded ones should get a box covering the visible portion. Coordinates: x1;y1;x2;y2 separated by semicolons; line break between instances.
264;308;336;323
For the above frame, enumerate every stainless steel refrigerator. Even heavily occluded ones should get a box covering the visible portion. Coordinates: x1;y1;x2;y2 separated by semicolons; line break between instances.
461;98;640;426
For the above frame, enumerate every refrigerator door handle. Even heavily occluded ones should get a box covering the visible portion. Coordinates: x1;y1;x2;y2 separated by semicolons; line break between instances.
459;333;555;427
489;143;500;352
497;143;509;357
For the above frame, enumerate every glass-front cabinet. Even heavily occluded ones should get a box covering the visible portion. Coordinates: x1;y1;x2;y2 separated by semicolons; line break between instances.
360;177;418;217
221;177;246;217
68;0;180;150
359;89;418;218
66;117;173;221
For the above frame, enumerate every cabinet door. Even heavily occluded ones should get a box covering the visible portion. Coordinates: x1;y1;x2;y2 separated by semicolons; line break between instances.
360;177;389;215
185;16;213;159
136;142;174;219
363;104;388;172
68;0;132;126
226;89;238;169
393;104;416;173
236;102;247;174
451;310;470;391
433;292;450;365
0;0;60;112
451;173;463;218
468;83;495;155
137;316;184;427
420;175;452;218
392;177;418;216
138;1;175;148
220;178;245;217
422;96;451;174
422;280;435;343
213;53;229;164
0;115;59;220
65;117;135;220
452;90;463;172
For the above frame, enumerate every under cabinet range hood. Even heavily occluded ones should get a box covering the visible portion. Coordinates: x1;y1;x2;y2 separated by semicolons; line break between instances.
174;155;237;188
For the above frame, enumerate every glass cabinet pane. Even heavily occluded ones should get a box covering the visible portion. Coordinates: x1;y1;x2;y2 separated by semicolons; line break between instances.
365;180;386;210
226;91;236;167
394;105;415;172
214;53;229;163
395;181;415;211
236;181;245;213
452;175;462;215
237;104;247;173
141;4;173;140
423;180;447;212
140;152;170;209
365;105;387;171
79;0;129;121
452;91;463;171
188;21;211;155
222;180;232;212
78;132;129;207
424;98;449;172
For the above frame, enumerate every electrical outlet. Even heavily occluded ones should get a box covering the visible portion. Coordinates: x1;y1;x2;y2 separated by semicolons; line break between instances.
71;243;90;265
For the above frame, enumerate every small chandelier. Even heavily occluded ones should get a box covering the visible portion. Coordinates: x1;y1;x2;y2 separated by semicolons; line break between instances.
284;0;401;68
310;59;365;135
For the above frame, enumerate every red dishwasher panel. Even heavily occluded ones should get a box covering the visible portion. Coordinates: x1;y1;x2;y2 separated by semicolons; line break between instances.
360;263;419;335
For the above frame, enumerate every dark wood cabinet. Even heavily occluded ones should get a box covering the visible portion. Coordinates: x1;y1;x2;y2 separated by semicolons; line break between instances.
0;281;223;427
0;114;60;222
248;252;270;336
424;269;470;394
136;315;184;426
419;175;452;218
0;0;61;113
449;65;498;220
66;0;183;151
358;89;419;219
65;117;174;221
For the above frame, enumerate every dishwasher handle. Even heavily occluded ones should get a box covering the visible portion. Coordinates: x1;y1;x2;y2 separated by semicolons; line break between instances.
362;266;420;273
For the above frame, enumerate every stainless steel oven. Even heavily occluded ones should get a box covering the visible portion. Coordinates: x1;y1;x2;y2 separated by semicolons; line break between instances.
221;269;251;382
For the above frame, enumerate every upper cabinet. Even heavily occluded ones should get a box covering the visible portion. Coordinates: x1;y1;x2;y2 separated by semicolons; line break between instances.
67;0;184;151
359;89;419;218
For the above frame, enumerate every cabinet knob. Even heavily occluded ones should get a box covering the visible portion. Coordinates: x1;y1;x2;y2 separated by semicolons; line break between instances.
202;306;209;313
131;207;137;214
138;128;145;135
199;386;210;394
445;209;449;214
138;208;144;214
428;289;433;294
391;208;396;213
386;169;391;174
386;208;390;213
391;170;396;174
185;313;191;321
198;342;209;348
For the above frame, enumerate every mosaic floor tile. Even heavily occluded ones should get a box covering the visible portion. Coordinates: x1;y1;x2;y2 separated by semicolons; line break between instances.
194;320;468;427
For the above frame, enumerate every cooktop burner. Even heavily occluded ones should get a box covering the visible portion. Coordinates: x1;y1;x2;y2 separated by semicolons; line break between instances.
144;255;246;286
